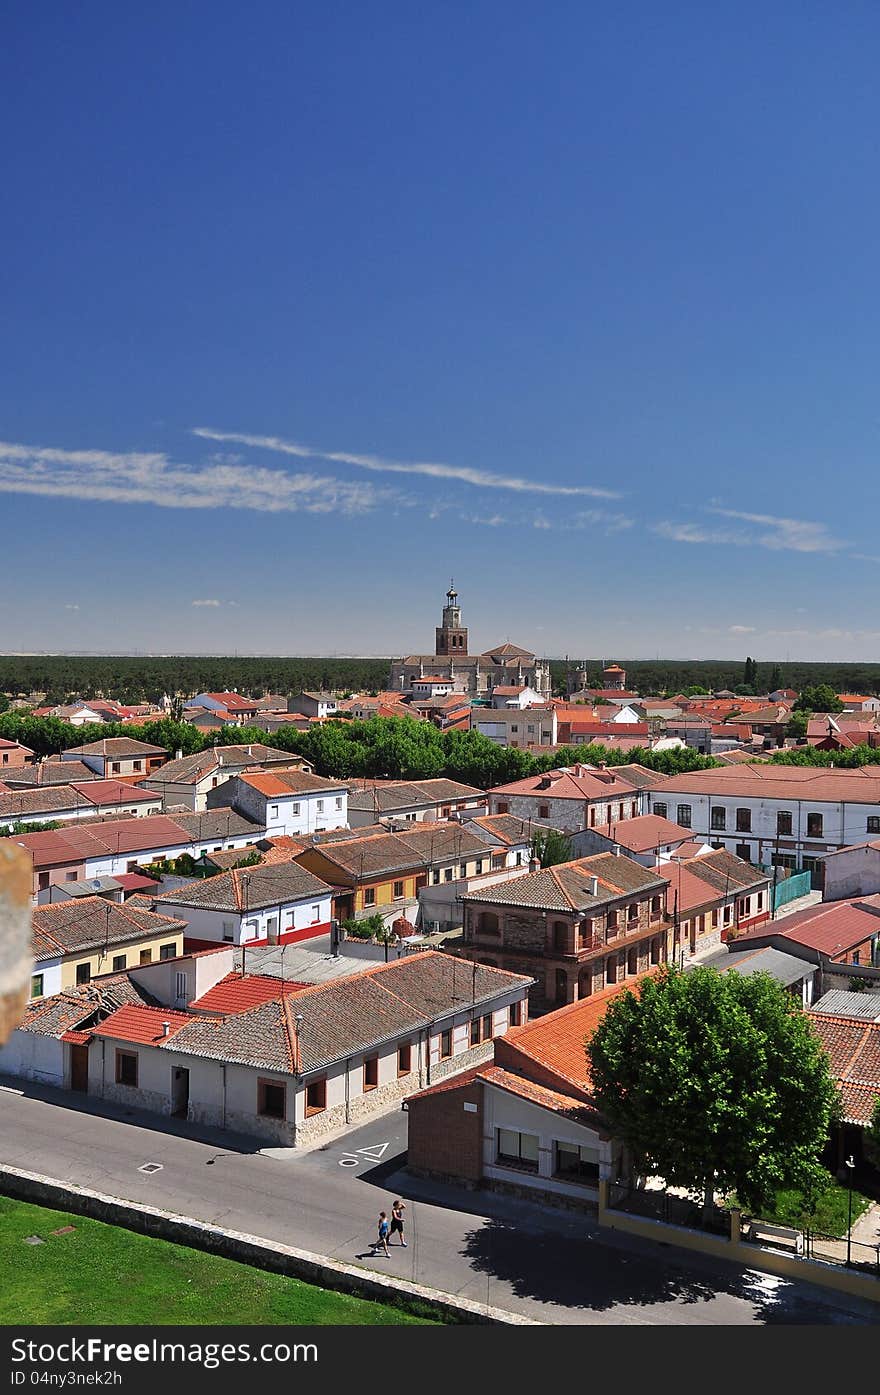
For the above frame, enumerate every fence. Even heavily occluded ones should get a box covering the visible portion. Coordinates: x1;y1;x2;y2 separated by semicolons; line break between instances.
756;867;813;912
804;1230;880;1277
606;1181;729;1236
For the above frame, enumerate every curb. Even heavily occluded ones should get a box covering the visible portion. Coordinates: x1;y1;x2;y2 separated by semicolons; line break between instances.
0;1164;542;1326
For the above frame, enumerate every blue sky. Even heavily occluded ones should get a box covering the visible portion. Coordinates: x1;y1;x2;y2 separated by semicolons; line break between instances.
2;3;879;661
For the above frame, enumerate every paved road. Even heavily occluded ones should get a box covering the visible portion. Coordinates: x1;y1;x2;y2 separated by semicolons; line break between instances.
1;1079;877;1326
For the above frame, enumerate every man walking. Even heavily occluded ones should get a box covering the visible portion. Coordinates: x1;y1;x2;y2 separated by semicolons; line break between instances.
389;1199;407;1247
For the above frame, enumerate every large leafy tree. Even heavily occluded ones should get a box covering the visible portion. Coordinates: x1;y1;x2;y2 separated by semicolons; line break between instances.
793;684;844;715
586;966;840;1216
530;827;573;868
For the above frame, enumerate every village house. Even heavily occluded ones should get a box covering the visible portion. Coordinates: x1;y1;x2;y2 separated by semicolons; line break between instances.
838;694;880;713
347;778;487;828
50;952;532;1148
725;897;880;970
140;743;304;811
149;860;336;948
28;897;187;1001
0;737;35;768
570;813;708;866
185;692;263;722
471;705;558;749
211;768;348;837
287;691;339;719
658;849;772;960
821;839;880;901
805;1011;880;1166
647;763;880;885
13;810;261;899
0;760;101;788
487;764;645;834
459;852;669;1010
0;779;162;831
60;737;168;783
406;974;654;1208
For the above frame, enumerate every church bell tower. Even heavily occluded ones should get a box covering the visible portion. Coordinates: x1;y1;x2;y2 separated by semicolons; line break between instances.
435;582;468;657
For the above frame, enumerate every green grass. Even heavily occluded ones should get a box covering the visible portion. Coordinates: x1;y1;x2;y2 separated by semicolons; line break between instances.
749;1181;872;1238
0;1198;440;1325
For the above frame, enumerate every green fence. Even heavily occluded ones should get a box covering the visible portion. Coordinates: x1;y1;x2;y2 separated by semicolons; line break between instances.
770;870;812;912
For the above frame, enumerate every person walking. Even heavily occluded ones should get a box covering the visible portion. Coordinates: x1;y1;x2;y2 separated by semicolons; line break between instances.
371;1210;391;1257
389;1199;407;1246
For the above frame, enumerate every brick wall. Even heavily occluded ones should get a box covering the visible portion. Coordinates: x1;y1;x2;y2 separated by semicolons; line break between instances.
406;1076;484;1183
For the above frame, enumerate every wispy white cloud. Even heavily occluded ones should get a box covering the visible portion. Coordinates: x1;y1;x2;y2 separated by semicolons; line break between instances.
0;439;394;516
191;599;222;608
64;604;80;612
655;508;847;555
729;624;755;633
707;507;846;554
192;427;620;500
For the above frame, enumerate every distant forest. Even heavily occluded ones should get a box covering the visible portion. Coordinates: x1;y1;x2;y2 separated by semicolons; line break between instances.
1;654;879;706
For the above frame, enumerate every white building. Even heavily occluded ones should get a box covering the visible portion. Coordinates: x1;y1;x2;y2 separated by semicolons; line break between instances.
472;706;558;749
214;769;348;837
140;744;302;812
648;765;880;884
151;860;336;948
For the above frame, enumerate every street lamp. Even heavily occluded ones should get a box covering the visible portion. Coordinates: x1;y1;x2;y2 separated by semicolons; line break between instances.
845;1154;855;1268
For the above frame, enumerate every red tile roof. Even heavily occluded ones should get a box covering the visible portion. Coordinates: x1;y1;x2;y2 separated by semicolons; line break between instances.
91;1005;192;1045
733;898;880;958
806;1013;880;1122
490;767;637;801
190;972;309;1014
653;763;880;805
599;814;695;853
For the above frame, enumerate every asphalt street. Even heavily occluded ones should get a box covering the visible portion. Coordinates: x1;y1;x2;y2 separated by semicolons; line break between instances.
1;1078;877;1326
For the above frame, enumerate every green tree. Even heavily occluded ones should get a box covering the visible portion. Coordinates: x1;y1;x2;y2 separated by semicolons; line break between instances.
530;827;573;868
793;685;844;715
770;665;782;692
787;710;809;743
586;966;840;1217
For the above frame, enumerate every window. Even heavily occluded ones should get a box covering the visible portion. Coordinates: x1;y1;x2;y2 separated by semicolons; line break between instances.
496;802;509;815
654;802;667;819
30;974;43;1000
757;892;764;910
76;963;91;986
627;902;639;922
590;807;597;827
175;971;187;1001
482;1013;493;1041
735;808;751;833
291;802;300;815
305;1078;327;1115
258;1079;286;1119
397;1043;412;1076
159;943;176;961
111;762;121;774
439;1029;452;1059
133;760;142;772
38;872;50;891
475;859;484;874
553;920;569;951
126;860;139;873
112;954;126;972
710;807;726;831
364;888;376;907
677;804;691;828
222;920;234;942
496;1128;539;1172
470;1018;481;1046
510;725;518;734
311;903;321;923
538;804;550;819
363;1055;379;1091
868;817;880;834
431;870;441;885
852;951;861;966
392;880;405;900
316;799;324;813
444;867;453;882
607;910;619;935
459;863;468;878
806;812;823;839
650;896;661;917
269;805;278;817
509;1001;522;1027
335;797;343;810
139;949;152;965
736;844;751;862
777;810;793;836
554;1141;600;1183
115;1051;137;1087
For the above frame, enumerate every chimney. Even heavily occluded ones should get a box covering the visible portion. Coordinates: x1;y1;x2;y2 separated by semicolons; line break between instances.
161;1021;170;1037
247;745;253;756
175;749;183;760
589;875;599;896
528;856;540;873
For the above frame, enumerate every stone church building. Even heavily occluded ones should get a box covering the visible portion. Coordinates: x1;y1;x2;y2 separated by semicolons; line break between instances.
389;587;551;699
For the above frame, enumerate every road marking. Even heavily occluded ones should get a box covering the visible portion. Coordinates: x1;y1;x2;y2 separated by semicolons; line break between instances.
337;1142;390;1168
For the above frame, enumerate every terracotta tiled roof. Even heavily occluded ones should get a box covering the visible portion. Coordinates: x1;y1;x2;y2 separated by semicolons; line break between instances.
489;768;637;801
347;779;484;813
12;814;208;868
141;745;292;786
477;1065;597;1120
63;739;168;758
92;1005;192;1045
652;764;880;804
21;972;158;1037
598;814;695;853
732;898;880;958
154;861;332;913
499;972;660;1094
467;814;534;846
806;1013;880;1122
238;768;347;797
462;851;664;911
31;896;186;962
190;972;310;1014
